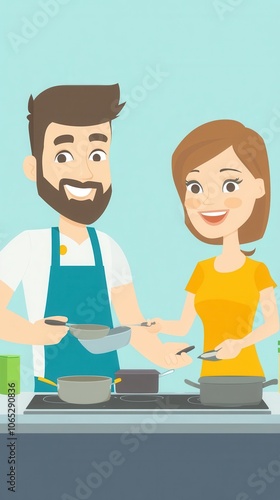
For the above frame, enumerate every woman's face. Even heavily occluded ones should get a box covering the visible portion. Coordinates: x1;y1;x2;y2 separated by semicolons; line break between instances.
184;146;265;240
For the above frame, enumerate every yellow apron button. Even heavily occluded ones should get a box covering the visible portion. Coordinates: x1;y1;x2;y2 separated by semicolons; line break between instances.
60;245;68;255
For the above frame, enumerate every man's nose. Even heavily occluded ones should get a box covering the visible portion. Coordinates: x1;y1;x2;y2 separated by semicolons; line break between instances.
76;159;94;180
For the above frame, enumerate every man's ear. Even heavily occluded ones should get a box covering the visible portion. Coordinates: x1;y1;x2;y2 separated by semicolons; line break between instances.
23;155;37;182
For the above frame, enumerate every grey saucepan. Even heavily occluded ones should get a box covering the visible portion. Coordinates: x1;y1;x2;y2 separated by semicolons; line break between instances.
184;376;278;407
39;375;122;404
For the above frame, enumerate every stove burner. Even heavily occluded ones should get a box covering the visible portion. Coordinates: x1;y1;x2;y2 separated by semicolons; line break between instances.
187;395;201;405
24;394;270;414
120;395;165;403
43;395;67;404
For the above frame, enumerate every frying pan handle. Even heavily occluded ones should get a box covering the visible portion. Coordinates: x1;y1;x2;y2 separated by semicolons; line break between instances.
45;319;67;326
262;378;278;388
184;378;200;389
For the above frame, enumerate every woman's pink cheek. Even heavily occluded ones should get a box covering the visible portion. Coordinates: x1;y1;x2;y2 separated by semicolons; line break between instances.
184;198;201;209
224;197;242;208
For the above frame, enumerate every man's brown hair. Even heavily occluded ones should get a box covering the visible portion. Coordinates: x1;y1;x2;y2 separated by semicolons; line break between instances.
27;84;125;159
172;119;271;246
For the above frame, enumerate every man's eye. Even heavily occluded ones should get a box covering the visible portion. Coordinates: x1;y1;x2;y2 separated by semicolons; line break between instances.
89;149;107;162
54;151;74;163
186;181;203;194
222;179;242;193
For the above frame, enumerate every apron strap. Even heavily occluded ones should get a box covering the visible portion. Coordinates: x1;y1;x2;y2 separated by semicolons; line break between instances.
50;226;103;268
51;227;60;267
87;227;104;267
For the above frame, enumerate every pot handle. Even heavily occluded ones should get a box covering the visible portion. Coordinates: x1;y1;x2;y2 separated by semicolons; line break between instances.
262;378;278;388
184;378;200;389
159;369;175;378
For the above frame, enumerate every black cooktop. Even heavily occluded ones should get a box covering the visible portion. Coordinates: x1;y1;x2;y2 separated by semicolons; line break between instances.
24;394;270;414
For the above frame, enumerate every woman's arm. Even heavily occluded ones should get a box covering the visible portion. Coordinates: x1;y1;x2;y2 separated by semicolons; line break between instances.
111;283;193;369
241;287;279;347
148;292;197;336
215;287;279;359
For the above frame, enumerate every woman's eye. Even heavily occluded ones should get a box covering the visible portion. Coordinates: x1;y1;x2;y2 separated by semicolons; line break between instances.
89;149;107;162
186;181;203;194
222;179;242;193
54;151;74;163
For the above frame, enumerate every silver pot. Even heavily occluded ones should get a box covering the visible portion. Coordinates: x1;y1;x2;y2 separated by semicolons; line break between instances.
57;375;112;404
184;376;278;407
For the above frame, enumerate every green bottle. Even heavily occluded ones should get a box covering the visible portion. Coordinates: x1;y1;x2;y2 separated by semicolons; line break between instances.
0;355;20;395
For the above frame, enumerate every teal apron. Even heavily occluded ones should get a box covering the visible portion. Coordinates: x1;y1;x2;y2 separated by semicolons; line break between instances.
34;227;119;392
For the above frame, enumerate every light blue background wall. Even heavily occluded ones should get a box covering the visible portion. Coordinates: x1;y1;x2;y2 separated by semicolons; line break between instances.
1;0;280;392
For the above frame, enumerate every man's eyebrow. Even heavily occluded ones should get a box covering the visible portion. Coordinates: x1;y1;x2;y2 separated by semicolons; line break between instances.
89;133;108;143
220;168;242;173
54;135;74;146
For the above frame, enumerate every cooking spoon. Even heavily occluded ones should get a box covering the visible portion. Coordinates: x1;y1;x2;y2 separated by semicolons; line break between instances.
198;348;222;361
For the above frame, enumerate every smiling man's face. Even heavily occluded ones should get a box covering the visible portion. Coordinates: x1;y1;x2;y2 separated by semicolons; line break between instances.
35;121;112;224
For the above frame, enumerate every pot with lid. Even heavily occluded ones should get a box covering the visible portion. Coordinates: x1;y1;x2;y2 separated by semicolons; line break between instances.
115;369;174;393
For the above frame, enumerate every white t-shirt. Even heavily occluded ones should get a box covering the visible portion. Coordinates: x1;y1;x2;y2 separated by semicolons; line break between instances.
0;229;132;376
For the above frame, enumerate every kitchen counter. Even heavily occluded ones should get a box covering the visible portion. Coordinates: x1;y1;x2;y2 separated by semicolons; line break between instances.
1;391;280;433
1;393;280;500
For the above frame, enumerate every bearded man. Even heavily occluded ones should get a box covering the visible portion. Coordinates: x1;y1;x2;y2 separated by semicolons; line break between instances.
0;85;191;391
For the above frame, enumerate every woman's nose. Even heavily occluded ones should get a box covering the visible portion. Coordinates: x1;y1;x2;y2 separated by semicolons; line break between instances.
203;183;220;204
203;196;216;205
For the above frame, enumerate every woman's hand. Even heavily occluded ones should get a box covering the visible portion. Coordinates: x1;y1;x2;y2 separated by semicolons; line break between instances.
145;318;163;333
214;339;243;359
156;342;193;369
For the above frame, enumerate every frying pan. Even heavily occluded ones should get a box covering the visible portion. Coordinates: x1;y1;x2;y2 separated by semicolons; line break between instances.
45;319;110;340
44;320;156;341
38;375;122;404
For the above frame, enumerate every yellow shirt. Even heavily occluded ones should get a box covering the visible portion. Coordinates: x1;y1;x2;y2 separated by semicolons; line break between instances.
185;258;277;377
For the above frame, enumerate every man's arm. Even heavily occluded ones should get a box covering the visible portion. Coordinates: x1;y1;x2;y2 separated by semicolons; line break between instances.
111;282;192;369
0;280;68;345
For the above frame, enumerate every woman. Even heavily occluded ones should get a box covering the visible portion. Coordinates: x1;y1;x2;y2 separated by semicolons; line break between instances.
150;120;279;377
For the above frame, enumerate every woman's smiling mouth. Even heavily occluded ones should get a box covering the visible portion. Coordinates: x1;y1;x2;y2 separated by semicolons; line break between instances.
199;210;229;225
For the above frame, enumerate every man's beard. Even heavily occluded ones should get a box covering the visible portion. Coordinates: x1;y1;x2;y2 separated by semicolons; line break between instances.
36;163;112;225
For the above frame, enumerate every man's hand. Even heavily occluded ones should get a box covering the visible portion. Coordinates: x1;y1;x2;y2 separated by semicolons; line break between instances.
32;316;69;345
215;339;243;359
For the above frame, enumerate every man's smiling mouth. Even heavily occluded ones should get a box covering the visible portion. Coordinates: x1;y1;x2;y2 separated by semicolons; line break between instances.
199;210;228;225
64;184;96;201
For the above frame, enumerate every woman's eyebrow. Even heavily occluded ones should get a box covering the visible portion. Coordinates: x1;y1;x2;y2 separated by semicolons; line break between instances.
190;169;200;173
220;168;241;173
